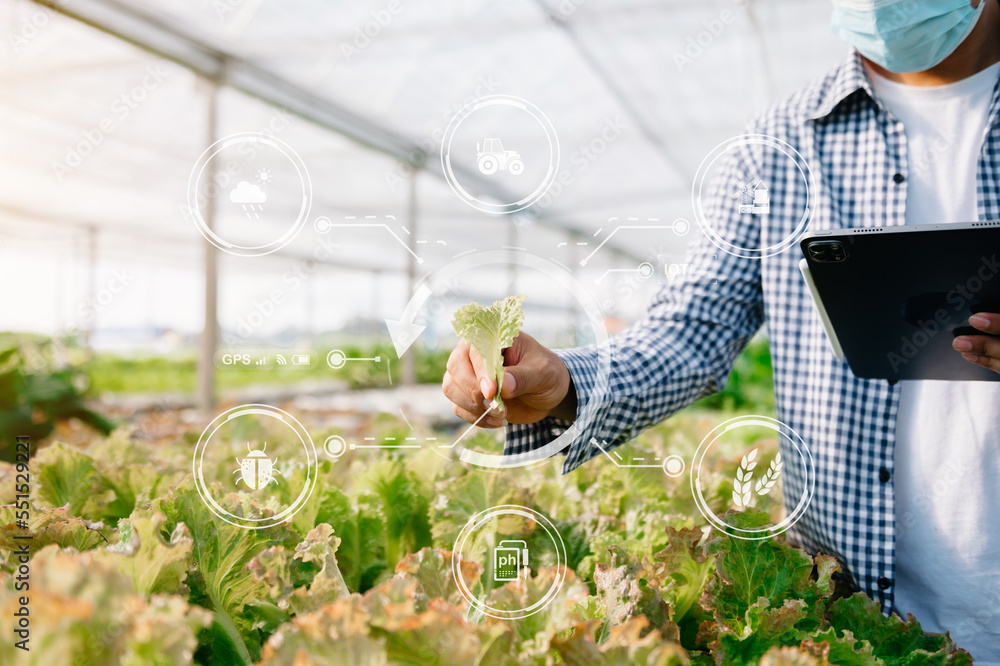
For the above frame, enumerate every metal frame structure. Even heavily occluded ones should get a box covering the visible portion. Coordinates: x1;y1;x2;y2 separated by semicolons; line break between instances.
32;0;642;409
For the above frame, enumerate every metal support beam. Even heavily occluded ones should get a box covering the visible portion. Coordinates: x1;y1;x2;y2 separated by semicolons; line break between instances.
305;265;316;345
197;80;219;413
568;231;582;346
83;224;97;352
0;206;408;275
402;173;418;386
506;222;518;293
370;270;382;336
534;0;687;180
43;0;501;191
39;0;642;262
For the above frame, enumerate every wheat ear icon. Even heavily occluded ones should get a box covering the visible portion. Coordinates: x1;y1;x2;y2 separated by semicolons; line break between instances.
754;452;783;496
732;448;758;508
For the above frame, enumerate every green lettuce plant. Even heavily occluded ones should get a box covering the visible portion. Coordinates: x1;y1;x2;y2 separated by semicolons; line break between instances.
0;409;974;665
451;295;525;412
0;344;113;461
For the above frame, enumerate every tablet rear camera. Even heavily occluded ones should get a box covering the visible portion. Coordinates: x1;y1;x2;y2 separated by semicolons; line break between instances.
806;240;847;263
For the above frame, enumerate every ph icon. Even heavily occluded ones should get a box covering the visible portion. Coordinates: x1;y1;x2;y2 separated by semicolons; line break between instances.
493;540;529;582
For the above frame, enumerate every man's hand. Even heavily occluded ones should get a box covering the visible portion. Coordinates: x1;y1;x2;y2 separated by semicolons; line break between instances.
953;313;1000;373
441;332;576;428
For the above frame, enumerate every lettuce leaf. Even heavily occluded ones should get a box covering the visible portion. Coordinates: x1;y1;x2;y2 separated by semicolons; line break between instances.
452;295;525;412
826;594;973;665
34;442;105;518
0;504;109;557
594;546;677;641
394;547;480;608
153;480;300;664
313;486;388;593
356;459;433;574
288;523;350;614
103;509;193;598
0;545;210;666
4;410;977;665
249;523;350;619
702;509;824;633
551;617;690;666
649;526;715;626
258;596;388;666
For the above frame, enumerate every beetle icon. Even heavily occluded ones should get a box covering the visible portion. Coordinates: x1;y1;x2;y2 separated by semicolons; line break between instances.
233;442;283;490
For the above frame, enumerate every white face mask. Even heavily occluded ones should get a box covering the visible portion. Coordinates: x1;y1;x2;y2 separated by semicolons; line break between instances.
830;0;986;73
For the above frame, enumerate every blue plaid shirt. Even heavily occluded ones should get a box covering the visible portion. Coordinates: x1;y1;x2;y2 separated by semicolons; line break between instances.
507;51;1000;615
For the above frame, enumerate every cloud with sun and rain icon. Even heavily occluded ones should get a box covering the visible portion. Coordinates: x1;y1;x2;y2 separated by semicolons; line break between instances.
230;181;267;218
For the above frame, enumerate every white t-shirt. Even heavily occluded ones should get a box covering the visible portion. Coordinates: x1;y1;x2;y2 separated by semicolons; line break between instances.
869;61;1000;664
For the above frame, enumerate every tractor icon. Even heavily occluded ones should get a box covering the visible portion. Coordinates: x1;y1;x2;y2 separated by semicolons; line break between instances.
476;138;524;176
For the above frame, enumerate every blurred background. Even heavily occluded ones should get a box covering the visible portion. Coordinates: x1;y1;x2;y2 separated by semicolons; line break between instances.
0;0;843;457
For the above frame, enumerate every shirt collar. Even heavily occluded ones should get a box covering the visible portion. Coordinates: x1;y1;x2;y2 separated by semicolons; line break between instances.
805;49;878;122
807;48;1000;127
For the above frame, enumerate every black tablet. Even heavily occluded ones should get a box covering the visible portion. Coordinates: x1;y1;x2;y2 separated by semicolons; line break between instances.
799;222;1000;382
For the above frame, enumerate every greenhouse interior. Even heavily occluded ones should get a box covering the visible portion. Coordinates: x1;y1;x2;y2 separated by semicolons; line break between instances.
1;0;996;663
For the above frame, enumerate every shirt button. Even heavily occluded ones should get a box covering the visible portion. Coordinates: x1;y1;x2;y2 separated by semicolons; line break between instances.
879;467;891;483
893;173;906;184
877;577;891;590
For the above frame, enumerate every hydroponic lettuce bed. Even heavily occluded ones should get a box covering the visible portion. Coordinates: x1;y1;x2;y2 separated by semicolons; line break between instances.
0;409;972;665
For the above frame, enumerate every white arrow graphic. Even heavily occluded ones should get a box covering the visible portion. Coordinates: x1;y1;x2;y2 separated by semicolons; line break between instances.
385;283;432;358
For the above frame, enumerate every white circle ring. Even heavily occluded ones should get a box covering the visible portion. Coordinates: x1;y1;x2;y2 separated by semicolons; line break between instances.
193;404;318;529
662;454;685;477
452;505;567;620
326;349;347;369
324;435;346;458
692;134;813;259
690;415;815;540
404;249;610;468
441;95;559;215
186;132;312;257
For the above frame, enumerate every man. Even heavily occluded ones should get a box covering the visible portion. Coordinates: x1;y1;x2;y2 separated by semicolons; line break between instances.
443;0;1000;660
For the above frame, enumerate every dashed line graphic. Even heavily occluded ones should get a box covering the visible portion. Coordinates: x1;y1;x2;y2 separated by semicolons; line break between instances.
593;438;685;478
